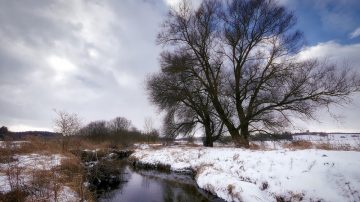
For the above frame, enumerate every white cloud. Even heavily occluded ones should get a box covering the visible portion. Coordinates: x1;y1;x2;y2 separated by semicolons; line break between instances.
47;55;77;82
295;41;360;132
163;0;202;10
298;41;360;69
0;0;165;131
350;27;360;39
164;0;180;7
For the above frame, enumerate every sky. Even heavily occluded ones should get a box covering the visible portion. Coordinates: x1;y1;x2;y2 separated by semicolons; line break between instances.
0;0;360;133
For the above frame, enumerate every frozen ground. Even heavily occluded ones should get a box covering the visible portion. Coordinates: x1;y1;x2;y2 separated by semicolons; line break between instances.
132;146;360;202
0;154;80;201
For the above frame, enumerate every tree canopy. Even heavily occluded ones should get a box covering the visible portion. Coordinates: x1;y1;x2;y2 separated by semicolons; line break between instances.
149;0;360;147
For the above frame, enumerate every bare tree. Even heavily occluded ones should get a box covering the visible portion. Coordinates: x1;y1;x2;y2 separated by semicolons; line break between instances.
143;117;160;143
108;117;132;134
144;117;154;135
54;110;81;136
147;52;225;146
53;110;81;151
156;0;360;147
82;120;109;136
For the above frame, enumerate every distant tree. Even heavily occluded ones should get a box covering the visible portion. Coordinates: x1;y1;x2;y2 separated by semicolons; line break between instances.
0;126;9;134
144;117;154;135
143;117;159;143
53;110;81;151
108;117;132;134
156;0;360;147
53;110;81;136
82;120;109;136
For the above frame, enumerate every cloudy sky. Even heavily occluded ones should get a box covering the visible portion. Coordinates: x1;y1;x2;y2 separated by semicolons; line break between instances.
1;0;360;133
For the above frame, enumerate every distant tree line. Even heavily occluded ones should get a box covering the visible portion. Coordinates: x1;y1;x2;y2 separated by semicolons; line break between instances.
53;110;159;147
0;126;61;141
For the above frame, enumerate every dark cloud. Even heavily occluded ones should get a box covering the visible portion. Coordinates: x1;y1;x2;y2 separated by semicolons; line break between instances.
0;0;168;131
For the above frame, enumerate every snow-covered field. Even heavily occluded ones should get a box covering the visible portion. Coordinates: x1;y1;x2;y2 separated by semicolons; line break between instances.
132;146;360;202
0;153;80;201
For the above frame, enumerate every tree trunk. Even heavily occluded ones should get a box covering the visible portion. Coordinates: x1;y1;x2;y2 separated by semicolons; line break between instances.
239;123;250;148
228;127;249;148
203;124;214;147
203;138;214;147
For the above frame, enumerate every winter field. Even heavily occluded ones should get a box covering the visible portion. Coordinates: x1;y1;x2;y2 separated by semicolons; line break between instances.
0;140;86;201
131;134;360;202
0;134;359;201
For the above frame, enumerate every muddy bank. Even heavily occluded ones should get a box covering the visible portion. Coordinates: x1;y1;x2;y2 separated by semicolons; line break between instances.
74;149;134;197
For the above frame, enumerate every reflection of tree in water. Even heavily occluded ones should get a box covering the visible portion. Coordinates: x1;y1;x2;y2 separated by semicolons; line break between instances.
93;160;131;200
138;170;220;202
160;179;214;202
141;175;151;189
100;164;224;202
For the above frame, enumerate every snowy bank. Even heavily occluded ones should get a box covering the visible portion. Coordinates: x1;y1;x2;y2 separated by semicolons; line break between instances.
131;146;360;202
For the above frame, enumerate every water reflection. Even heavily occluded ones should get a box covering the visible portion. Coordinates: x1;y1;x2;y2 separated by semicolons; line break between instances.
100;165;224;202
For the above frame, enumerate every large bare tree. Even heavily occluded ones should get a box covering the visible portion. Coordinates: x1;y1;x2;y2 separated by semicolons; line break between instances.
156;0;360;147
147;51;225;146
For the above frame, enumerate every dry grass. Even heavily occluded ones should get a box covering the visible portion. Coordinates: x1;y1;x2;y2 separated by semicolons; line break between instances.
249;142;268;150
276;192;305;202
282;140;359;151
0;137;101;201
59;157;94;201
283;140;314;150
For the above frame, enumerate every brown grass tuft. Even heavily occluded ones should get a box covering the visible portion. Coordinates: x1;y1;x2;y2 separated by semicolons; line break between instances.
283;140;314;150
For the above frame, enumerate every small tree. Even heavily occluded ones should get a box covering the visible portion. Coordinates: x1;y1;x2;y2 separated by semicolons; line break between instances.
53;110;81;151
144;117;159;143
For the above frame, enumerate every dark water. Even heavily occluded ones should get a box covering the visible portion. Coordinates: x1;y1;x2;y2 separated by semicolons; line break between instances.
99;165;224;202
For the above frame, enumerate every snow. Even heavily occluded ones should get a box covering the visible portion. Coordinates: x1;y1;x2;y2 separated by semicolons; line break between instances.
0;175;11;193
0;154;64;193
56;186;81;202
132;146;360;202
0;141;28;149
12;154;63;170
0;153;80;202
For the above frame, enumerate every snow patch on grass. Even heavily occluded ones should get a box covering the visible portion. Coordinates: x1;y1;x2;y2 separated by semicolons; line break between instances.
0;153;80;202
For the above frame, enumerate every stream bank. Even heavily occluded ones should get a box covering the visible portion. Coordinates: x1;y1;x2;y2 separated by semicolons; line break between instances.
79;149;224;201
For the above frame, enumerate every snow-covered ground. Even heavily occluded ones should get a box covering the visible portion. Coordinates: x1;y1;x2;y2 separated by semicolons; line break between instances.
0;153;80;201
132;146;360;202
0;141;28;149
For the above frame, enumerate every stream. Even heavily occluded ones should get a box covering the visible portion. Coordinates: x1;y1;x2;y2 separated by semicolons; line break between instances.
98;162;224;202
